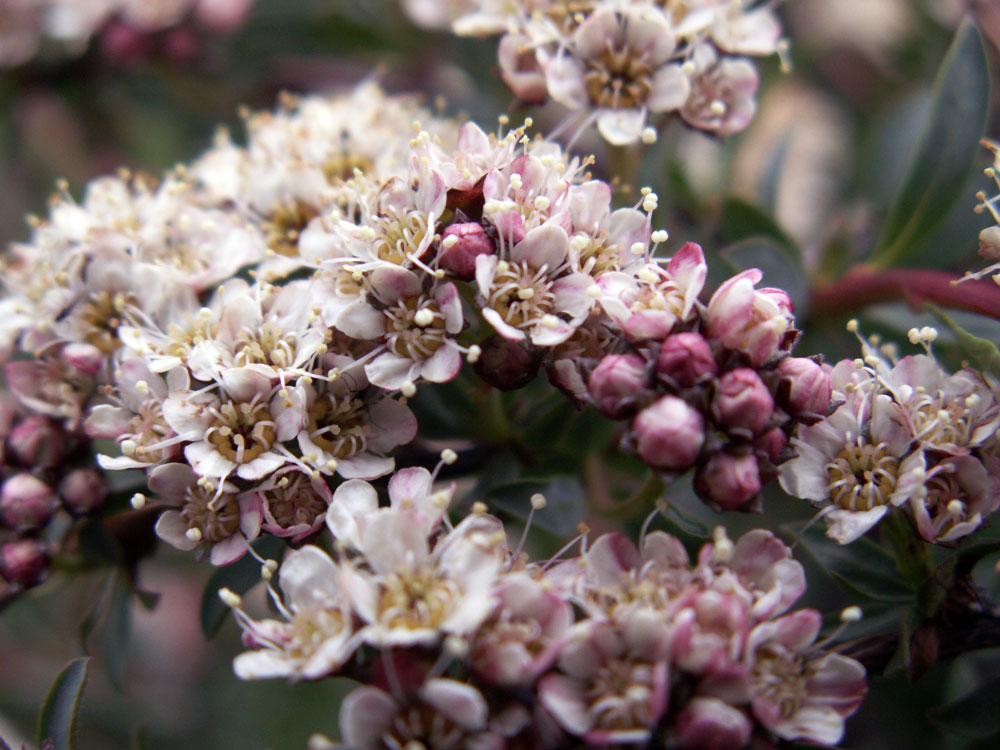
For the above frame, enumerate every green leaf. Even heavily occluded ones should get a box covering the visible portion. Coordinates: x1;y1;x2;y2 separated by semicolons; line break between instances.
719;236;810;317
870;21;990;267
484;476;586;537
929;675;1000;738
101;574;133;693
37;657;90;750
792;525;918;603
929;304;1000;377
199;536;286;639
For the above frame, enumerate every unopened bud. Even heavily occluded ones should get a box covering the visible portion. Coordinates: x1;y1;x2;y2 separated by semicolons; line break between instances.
0;539;50;588
755;427;789;466
0;474;58;530
712;368;774;435
7;416;67;468
632;396;704;470
588;353;649;419
438;222;496;279
694;452;762;510
473;335;542;391
656;332;717;388
673;696;752;750
63;342;105;375
58;468;108;516
980;225;1000;259
775;357;832;419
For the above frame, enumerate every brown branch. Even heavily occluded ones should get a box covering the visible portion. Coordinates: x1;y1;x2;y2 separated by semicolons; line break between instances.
810;265;1000;320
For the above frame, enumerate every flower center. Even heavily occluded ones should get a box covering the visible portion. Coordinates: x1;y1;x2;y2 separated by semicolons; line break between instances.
234;322;300;369
262;475;329;530
80;291;136;353
586;657;656;732
752;644;807;719
585;44;655;110
377;566;460;632
825;440;900;512
488;260;556;329
386;295;448;361
263;201;318;257
181;486;241;543
373;208;432;265
305;394;368;459
205;399;277;464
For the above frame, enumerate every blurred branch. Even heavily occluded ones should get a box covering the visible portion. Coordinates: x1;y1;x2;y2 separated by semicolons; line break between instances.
811;264;1000;320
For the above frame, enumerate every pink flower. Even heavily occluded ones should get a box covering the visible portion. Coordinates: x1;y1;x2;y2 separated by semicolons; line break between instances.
706;269;793;366
538;610;671;744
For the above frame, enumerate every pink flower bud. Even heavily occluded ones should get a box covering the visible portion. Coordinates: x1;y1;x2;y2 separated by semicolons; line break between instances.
656;332;717;388
195;0;255;33
712;368;774;435
0;539;49;588
1;474;58;530
706;270;794;366
99;21;149;65
7;416;67;468
439;222;496;280
672;697;752;750
63;342;105;375
588;353;649;419
775;357;832;418
58;469;108;516
694;453;761;511
755;427;789;466
633;396;705;470
474;335;542;391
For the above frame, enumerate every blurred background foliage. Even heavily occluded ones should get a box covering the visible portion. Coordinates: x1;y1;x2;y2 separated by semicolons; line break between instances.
3;0;1000;748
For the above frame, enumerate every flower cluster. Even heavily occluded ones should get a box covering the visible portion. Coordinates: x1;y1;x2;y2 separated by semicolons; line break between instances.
1;80;825;566
407;0;786;145
226;472;866;749
0;0;256;68
779;327;1000;544
586;245;831;511
0;391;107;601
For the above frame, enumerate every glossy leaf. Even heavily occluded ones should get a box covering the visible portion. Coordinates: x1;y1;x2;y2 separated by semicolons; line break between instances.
37;657;90;750
101;574;133;693
870;21;989;267
199;536;286;639
792;525;917;603
929;675;1000;738
484;476;586;537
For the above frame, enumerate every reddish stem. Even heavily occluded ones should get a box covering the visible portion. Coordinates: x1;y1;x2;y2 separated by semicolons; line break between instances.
810;265;1000;320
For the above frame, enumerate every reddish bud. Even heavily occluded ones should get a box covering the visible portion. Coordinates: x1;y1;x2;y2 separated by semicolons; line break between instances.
672;697;753;750
694;452;761;510
775;357;832;418
712;368;773;435
755;427;789;466
58;468;108;516
439;222;496;280
474;335;542;391
633;396;704;470
588;354;649;419
1;474;58;530
656;332;717;388
7;416;67;468
63;342;105;375
0;539;49;588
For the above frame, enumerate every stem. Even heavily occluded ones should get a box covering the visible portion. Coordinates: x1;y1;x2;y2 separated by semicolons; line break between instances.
810;264;1000;320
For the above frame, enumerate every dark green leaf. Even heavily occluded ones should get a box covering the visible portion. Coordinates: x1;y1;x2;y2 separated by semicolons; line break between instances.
870;21;990;267
484;476;586;537
929;304;1000;377
718;196;795;250
719;236;810;317
929;675;1000;737
77;519;124;567
199;536;286;639
792;525;917;603
101;574;133;692
37;657;89;750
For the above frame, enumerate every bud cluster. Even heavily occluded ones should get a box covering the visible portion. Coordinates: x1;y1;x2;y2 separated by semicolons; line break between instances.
0;392;107;600
405;0;786;145
226;472;866;749
0;0;257;68
586;245;832;512
780;329;1000;545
